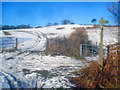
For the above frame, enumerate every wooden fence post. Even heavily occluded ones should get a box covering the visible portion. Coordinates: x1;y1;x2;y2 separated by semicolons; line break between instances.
15;38;18;50
80;44;82;57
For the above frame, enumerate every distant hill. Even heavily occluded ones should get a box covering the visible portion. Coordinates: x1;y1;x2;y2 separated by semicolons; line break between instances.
0;24;118;51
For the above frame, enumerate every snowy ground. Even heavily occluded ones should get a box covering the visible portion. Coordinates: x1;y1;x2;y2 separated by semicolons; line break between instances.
0;51;90;88
86;27;118;46
0;24;119;88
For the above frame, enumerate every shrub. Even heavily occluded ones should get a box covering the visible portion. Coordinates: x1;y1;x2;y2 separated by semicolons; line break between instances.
3;31;11;35
69;53;120;88
46;28;89;59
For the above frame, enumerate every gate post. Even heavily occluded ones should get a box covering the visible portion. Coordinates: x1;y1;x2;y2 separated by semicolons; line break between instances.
80;44;82;57
15;38;18;50
86;44;87;57
92;45;93;57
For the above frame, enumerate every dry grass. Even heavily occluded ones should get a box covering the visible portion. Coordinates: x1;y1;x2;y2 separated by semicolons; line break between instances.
3;31;11;35
46;28;89;59
69;55;120;88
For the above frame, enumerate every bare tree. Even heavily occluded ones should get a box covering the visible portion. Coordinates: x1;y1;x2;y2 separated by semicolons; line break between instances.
108;3;120;25
61;20;71;25
108;2;120;42
70;22;75;24
91;19;97;25
46;23;52;26
53;22;58;26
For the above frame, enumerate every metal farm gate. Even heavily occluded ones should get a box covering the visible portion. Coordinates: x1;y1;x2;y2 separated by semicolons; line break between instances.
80;44;108;58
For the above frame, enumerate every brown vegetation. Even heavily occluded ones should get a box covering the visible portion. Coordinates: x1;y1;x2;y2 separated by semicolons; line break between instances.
46;28;89;59
3;31;11;35
70;43;120;88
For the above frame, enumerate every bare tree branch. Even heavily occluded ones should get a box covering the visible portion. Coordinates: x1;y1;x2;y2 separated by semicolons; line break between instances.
108;2;120;25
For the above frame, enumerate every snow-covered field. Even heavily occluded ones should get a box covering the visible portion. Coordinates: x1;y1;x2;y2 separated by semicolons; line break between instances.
1;25;118;50
86;27;118;46
1;51;90;88
0;24;118;88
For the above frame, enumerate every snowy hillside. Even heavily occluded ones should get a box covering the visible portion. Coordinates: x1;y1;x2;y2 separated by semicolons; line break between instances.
0;24;118;51
0;24;119;88
0;24;93;51
86;27;118;46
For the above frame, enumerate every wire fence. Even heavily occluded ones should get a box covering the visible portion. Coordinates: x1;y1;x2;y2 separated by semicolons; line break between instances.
0;37;17;52
80;44;108;58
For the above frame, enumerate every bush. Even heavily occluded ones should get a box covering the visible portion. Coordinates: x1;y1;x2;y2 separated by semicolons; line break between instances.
46;28;89;59
3;31;11;35
69;55;120;88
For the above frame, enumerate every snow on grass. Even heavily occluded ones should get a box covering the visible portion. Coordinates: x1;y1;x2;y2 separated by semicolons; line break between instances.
2;30;47;51
86;27;118;46
1;51;85;73
1;25;118;50
1;51;88;88
1;24;93;51
0;25;119;88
